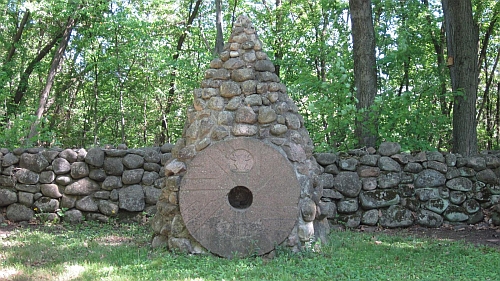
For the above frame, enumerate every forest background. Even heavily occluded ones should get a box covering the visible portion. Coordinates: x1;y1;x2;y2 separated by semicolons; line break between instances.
1;0;499;155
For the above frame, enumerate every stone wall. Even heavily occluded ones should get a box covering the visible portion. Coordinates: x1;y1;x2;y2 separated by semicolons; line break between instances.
0;144;174;224
316;142;500;228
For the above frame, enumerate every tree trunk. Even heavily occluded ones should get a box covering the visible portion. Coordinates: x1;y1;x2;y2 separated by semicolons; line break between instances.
442;0;479;156
349;0;378;148
214;0;224;54
27;16;76;141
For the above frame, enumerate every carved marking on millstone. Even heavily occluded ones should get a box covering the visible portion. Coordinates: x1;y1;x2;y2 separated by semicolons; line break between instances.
179;138;300;258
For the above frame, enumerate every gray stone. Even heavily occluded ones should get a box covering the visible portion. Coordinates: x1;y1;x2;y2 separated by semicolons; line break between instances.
445;153;457;167
324;164;339;175
165;159;186;176
205;68;230;80
19;153;49;173
34;197;59;212
235;106;257;123
333;171;362;197
98;200;119;216
75;195;98;212
40;184;62;198
65;178;100;195
416;209;443;228
446;177;473;191
458;167;476;177
6;203;34;222
378;156;401;172
102;176;122;190
93;190;110;199
415;187;440;201
60;195;76;209
123;154;145;169
337;198;359;213
220;81;241;98
39;171;55;184
283;142;306;162
415;169;446;188
119;185;145;211
339;158;358;171
59;149;78;162
2;153;19;166
426;151;445;162
89;169;107;181
71;162;90;179
322;189;343;200
16;168;39;184
258;106;277;124
144;186;162;205
360;190;400;209
231;68;255;82
85;147;105;167
144;163;161;172
314;153;337;166
142;171;160;186
361;209;379;226
255;59;275;72
380;205;413;228
463;199;480;214
0;189;17;206
443;205;469;222
467;156;486;171
467;209;484;224
15;184;40;193
232;124;258;136
450;191;467;204
377;172;401;188
122;169;144;185
357;166;381;177
53;158;71;174
404;162;423;173
378;142;401;156
103;157;124;176
18;192;34;206
362;177;377;190
424;198;449;214
284;113;301;130
244;94;262;106
338;213;361;228
360;154;379;166
55;175;72;185
0;175;15;187
270;124;287;135
64;209;83;224
427;161;448;173
300;197;316;222
476;169;498;185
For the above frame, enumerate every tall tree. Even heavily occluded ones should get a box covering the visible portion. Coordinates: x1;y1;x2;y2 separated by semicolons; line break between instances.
349;0;378;147
442;0;479;156
214;0;224;54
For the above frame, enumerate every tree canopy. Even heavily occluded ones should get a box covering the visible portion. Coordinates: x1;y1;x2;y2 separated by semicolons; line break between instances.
1;0;499;153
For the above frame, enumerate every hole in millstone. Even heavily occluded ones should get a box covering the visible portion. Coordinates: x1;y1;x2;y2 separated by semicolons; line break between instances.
228;186;253;209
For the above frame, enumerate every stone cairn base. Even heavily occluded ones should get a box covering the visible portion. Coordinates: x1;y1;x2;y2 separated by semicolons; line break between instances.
150;15;329;257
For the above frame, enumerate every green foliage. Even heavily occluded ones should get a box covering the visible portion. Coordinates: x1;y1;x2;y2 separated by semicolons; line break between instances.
0;114;58;148
1;223;500;280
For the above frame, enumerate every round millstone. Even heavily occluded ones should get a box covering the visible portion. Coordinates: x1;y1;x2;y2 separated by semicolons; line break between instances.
179;138;300;258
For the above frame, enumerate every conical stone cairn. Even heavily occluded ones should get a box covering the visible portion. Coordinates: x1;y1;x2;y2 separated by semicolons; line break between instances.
151;15;330;257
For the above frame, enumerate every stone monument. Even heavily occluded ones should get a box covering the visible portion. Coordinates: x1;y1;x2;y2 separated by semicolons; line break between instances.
151;15;329;258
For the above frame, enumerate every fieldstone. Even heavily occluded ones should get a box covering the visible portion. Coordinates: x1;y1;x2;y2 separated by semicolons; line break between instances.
0;175;15;187
424;198;449;214
378;156;401;172
443;205;469;222
123;154;145;169
414;169;446;188
144;186;162;205
338;213;361;228
298;221;315;242
467;209;484;224
426;161;447;173
98;200;119;216
458;167;476;177
16;168;39;184
449;191;467;204
103;157;124;176
53;158;71;174
337;198;359;213
60;149;78;162
232;124;258;136
235;106;257;123
378;142;401;156
245;94;262;106
75;196;98;212
377;172;401;189
362;177;377;190
220;81;241;98
102;176;122;190
360;190;400;209
122;169;144;185
415;187;440;201
65;178;100;195
55;175;72;185
119;185;145;211
333;172;362;197
19;153;49;173
6;203;34;222
64;209;83;224
258;106;277;124
463;199;480;214
283;142;306;163
270;124;287;135
93;190;110;199
380;205;413;228
71;162;90;179
339;158;358;171
142;171;160;186
404;162;423;173
255;59;275;72
446;177;473;191
18;192;34;206
85;148;105;167
445;153;457;167
467;156;486;171
34;197;59;212
361;209;379;225
300;197;316;222
241;80;257;95
40;184;62;198
39;171;55;184
360;154;379;166
89;169;107;181
15;184;40;193
231;68;255;81
2;153;19;166
476;169;498;185
314;153;337;166
284;113;301;130
165;159;186;176
0;189;17;206
324;164;339;175
416;209;443;228
426;151;445;162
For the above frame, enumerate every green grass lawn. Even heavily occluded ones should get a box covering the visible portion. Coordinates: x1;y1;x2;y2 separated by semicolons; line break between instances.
1;221;499;281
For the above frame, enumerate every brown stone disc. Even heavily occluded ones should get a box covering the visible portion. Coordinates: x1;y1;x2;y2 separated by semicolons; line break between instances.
179;138;300;258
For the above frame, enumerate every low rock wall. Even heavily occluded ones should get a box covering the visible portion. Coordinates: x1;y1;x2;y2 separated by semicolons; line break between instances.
316;142;500;228
0;144;174;224
1;142;500;228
